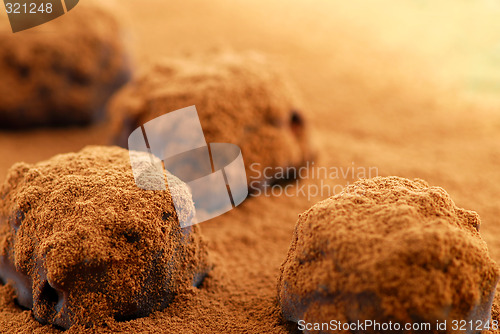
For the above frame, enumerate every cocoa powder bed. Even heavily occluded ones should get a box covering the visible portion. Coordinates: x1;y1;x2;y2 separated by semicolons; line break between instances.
2;1;500;334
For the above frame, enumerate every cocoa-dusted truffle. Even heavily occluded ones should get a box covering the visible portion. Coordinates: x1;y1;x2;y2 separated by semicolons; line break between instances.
0;3;131;128
109;51;313;190
0;146;210;329
278;177;499;333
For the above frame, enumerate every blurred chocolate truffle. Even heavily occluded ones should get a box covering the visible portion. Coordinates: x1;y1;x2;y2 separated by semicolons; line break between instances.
278;177;499;333
109;51;313;190
0;3;131;128
0;146;210;329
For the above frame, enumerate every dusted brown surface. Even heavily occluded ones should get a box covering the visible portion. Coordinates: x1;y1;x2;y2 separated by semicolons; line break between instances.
0;0;500;333
109;51;312;189
278;177;499;333
0;3;130;128
0;146;210;329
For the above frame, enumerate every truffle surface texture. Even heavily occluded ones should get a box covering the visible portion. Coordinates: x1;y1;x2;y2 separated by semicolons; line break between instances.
0;146;210;329
278;176;499;334
0;3;131;128
109;51;313;189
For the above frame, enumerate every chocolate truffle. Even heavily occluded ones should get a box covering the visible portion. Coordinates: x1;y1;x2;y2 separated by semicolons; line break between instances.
0;3;131;128
109;51;313;190
0;146;210;329
278;177;499;333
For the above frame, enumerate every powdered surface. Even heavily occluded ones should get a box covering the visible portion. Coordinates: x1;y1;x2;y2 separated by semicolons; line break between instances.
1;0;500;333
0;3;130;128
109;51;313;188
279;177;499;333
0;146;210;329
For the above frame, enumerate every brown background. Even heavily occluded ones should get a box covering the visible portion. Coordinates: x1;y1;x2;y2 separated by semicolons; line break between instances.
1;0;500;332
